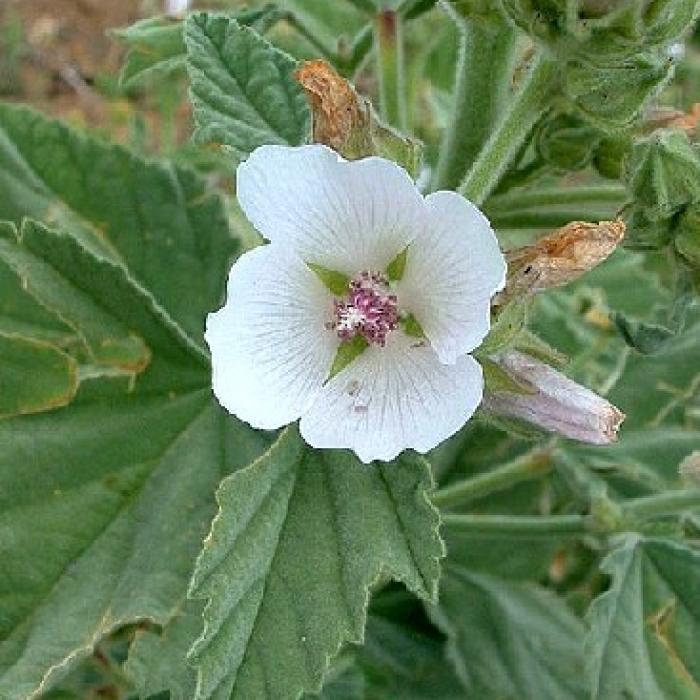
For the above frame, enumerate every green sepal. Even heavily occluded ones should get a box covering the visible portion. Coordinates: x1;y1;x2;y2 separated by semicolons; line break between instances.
328;335;369;380
536;113;601;172
402;313;426;339
675;203;700;268
385;246;409;281
479;299;530;355
626;129;700;223
307;262;351;296
481;357;537;395
514;329;568;368
373;123;424;179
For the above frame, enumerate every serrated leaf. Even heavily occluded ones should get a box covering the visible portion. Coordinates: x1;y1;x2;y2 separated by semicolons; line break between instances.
187;426;444;700
431;565;586;700
0;103;236;345
125;601;202;700
0;221;155;375
114;15;188;88
113;8;285;89
586;535;700;699
0;212;272;700
0;331;77;418
308;613;464;699
185;13;310;155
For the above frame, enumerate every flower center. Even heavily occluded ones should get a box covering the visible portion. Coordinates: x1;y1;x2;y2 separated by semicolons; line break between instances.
329;271;398;347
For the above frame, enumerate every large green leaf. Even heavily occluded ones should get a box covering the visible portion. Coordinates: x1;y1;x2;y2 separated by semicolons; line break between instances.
308;613;464;699
125;601;202;700
0;222;154;376
0;331;77;419
0;220;270;698
187;426;444;700
431;565;586;700
586;536;700;700
185;13;310;155
0;103;236;345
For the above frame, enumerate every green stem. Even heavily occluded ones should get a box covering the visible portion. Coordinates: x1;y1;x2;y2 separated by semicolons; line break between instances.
486;184;626;212
432;448;553;509
442;513;587;538
458;52;557;206
441;489;700;538
624;489;700;521
487;209;618;230
375;10;407;131
432;18;517;191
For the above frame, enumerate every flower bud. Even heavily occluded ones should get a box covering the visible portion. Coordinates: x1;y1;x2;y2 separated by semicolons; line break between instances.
500;0;697;130
626;129;700;221
500;220;625;302
294;60;422;177
482;350;625;445
536;114;602;172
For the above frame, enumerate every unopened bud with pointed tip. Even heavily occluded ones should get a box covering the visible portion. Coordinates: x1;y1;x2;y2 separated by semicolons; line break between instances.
482;350;625;445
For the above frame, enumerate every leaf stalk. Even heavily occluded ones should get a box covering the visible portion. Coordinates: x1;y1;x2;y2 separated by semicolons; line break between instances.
458;52;557;206
432;16;517;191
374;10;408;131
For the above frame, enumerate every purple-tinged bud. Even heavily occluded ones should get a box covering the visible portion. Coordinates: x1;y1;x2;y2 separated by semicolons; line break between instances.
482;351;625;445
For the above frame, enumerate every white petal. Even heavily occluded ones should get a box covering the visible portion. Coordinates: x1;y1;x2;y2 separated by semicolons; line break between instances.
236;144;427;275
398;190;506;364
206;244;337;430
300;333;483;463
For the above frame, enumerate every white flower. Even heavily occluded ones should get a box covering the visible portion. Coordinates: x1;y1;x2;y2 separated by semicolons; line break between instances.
206;145;506;463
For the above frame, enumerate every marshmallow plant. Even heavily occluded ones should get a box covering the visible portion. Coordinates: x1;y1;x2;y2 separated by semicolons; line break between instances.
207;144;506;463
1;3;700;700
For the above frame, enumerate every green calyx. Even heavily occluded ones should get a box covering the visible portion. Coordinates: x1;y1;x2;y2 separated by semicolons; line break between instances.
328;334;369;381
307;262;351;296
499;0;698;131
385;246;409;281
401;313;426;338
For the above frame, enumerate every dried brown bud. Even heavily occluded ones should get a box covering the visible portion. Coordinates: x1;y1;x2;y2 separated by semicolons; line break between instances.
294;59;422;176
500;219;625;302
646;104;700;135
294;59;373;159
482;350;625;445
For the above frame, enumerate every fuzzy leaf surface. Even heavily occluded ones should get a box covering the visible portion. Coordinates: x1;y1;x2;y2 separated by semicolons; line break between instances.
430;565;586;700
188;427;444;700
586;536;700;700
0;221;270;699
185;13;310;155
0;331;77;419
0;103;236;345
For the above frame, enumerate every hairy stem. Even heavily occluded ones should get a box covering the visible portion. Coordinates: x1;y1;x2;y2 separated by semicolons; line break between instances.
441;513;587;538
487;209;618;230
375;10;407;131
624;489;700;521
432;17;517;191
458;52;557;206
432;447;553;509
441;489;700;538
486;184;627;212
